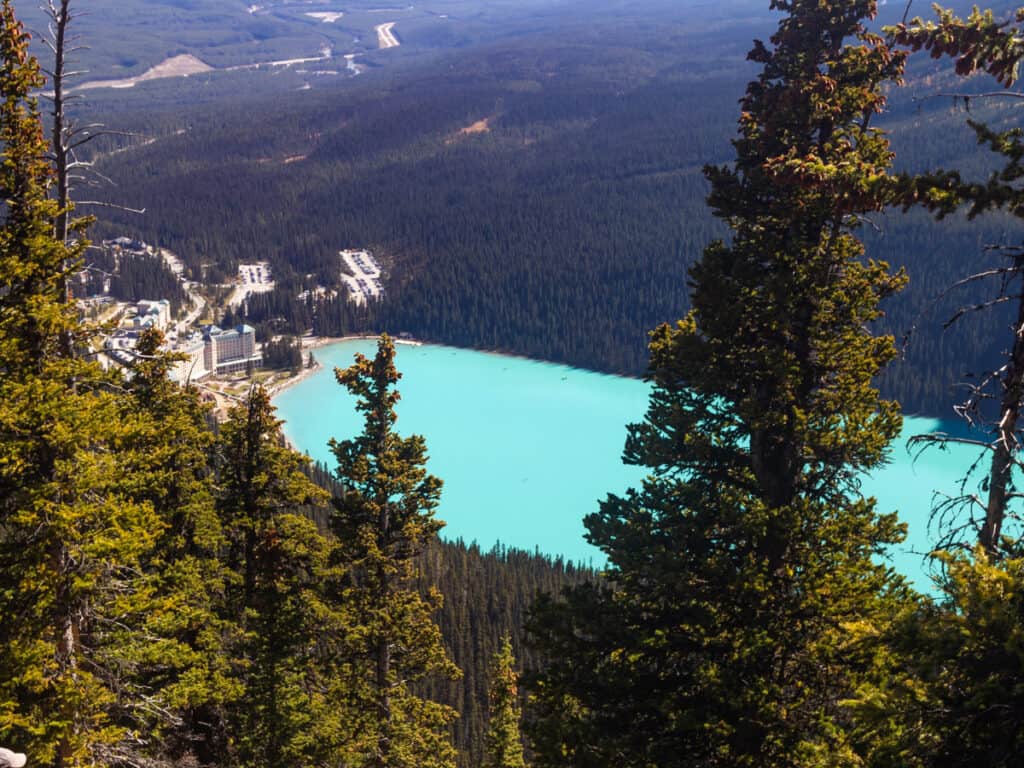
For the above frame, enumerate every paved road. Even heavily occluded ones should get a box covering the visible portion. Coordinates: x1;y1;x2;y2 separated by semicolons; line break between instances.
158;248;206;328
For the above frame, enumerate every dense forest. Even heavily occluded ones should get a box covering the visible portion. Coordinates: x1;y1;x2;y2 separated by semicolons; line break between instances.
74;0;1024;417
71;244;189;314
260;335;305;371
7;0;1024;767
423;540;591;767
303;459;594;767
0;9;593;764
90;30;743;373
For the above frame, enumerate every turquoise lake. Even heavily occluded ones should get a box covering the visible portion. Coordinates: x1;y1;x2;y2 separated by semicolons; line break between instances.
274;339;974;589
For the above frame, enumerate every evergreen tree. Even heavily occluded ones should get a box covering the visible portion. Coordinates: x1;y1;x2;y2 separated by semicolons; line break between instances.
0;0;78;370
330;334;460;768
0;3;166;765
527;1;911;765
110;329;238;765
483;637;526;768
263;335;304;372
217;387;335;768
849;9;1024;764
890;7;1024;554
872;546;1024;768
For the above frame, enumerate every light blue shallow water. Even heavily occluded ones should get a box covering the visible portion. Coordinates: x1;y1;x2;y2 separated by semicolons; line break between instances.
274;339;977;589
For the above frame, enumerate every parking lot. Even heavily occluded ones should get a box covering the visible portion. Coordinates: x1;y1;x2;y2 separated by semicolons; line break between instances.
340;249;383;304
238;262;274;290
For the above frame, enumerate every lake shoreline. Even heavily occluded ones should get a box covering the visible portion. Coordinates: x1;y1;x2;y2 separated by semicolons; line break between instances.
274;332;646;390
273;335;957;433
271;338;651;567
281;334;960;421
271;337;973;591
267;334;380;400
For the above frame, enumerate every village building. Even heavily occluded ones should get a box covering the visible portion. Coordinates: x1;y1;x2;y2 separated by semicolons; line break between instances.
131;299;172;331
170;334;210;384
202;323;263;375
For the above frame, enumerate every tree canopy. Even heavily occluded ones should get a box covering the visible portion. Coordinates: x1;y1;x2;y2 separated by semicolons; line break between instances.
527;1;913;764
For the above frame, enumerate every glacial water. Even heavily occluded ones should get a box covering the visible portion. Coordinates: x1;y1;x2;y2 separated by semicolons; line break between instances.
274;339;976;590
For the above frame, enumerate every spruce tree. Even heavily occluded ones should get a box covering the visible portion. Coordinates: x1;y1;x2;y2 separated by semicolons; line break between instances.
851;8;1024;763
483;636;526;768
216;386;336;768
860;546;1024;768
330;334;460;768
110;329;238;765
0;3;164;764
527;1;911;765
0;0;79;369
888;7;1024;555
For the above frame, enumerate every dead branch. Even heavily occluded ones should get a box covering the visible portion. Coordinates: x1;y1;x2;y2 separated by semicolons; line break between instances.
75;201;147;214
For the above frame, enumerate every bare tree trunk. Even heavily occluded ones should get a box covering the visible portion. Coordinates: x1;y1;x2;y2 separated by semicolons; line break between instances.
50;0;71;246
45;0;75;359
981;279;1024;553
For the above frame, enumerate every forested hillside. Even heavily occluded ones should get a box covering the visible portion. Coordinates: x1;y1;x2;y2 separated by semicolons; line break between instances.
421;541;592;768
78;0;1024;417
304;462;595;768
15;0;649;79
